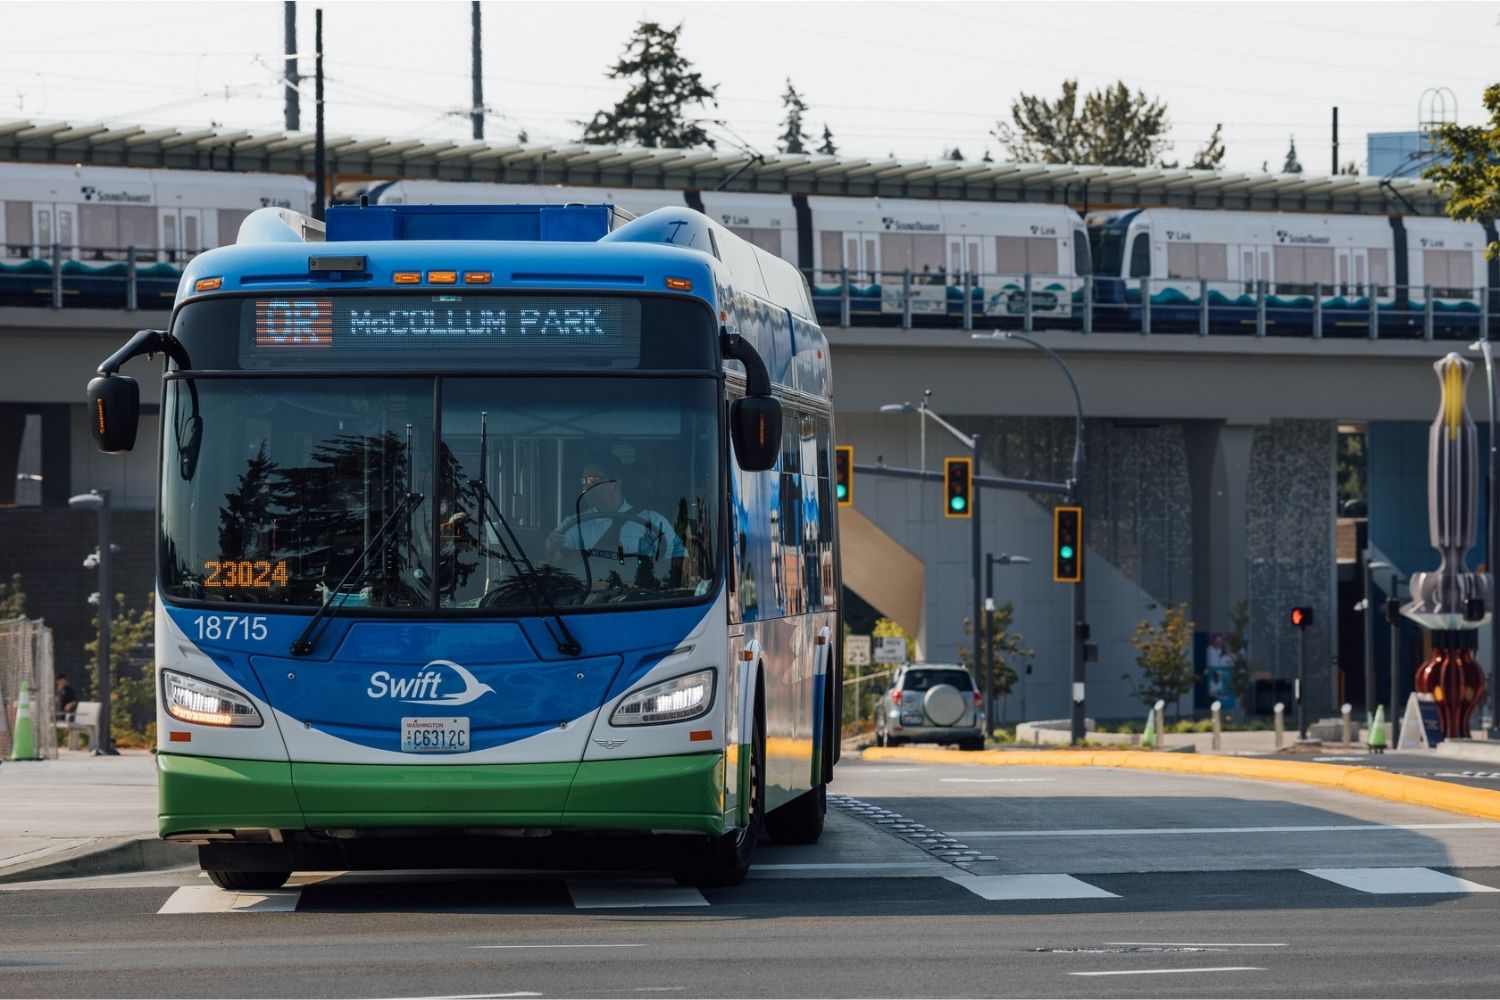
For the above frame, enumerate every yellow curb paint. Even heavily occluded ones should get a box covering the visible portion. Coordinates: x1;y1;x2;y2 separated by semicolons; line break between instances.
861;746;1500;823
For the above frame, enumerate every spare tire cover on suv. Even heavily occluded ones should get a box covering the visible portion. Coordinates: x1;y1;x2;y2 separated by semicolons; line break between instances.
923;684;966;726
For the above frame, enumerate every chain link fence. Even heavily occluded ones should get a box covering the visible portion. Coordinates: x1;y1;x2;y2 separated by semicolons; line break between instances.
0;617;57;759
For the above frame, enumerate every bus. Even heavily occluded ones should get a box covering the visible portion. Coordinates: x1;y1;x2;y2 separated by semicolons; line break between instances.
86;201;841;889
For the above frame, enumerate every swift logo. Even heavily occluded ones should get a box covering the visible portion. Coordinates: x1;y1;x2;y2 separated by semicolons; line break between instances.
367;660;495;706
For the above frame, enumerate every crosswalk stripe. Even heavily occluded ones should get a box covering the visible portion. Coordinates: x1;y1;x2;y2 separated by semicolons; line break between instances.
157;885;302;913
565;878;708;908
1302;867;1500;894
946;873;1119;901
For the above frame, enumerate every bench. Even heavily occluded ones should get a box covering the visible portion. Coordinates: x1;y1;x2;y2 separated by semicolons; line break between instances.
58;701;101;751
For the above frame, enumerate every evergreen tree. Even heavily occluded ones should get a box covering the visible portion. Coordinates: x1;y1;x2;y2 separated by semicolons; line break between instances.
947;147;965;161
777;78;810;154
995;79;1169;166
582;21;718;149
1283;136;1304;173
1190;123;1226;169
816;124;837;156
1427;84;1500;259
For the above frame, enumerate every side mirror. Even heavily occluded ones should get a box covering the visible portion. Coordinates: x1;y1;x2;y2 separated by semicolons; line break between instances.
87;374;140;453
731;396;781;472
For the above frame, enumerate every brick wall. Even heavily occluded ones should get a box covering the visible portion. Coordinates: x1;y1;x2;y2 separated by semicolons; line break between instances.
0;509;155;693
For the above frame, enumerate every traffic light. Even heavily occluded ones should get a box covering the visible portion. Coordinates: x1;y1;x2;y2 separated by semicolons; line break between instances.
944;457;972;518
1289;606;1314;628
1053;505;1082;582
835;445;853;506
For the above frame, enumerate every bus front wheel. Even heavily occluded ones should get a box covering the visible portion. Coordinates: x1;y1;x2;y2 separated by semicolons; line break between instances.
205;869;291;891
673;709;764;888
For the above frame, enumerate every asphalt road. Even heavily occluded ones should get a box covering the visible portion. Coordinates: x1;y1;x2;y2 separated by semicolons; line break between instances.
5;757;1500;998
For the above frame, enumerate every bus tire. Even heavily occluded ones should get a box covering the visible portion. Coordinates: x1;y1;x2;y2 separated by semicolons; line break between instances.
205;868;291;891
765;782;825;845
673;704;764;888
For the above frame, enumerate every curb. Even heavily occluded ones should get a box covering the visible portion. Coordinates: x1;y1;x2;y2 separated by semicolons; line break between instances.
0;837;195;885
861;746;1500;823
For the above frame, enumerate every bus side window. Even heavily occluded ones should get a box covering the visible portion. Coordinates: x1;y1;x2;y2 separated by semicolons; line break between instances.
1128;233;1150;278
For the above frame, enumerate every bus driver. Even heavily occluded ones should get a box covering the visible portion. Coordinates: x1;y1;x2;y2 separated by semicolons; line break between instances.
544;458;686;589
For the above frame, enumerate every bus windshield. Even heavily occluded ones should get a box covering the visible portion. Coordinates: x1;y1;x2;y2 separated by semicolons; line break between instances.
159;375;721;612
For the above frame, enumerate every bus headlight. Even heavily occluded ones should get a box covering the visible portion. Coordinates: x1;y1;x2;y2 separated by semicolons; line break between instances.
610;669;715;726
162;669;263;727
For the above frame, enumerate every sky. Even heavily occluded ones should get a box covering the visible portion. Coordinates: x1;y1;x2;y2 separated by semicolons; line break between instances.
0;1;1496;175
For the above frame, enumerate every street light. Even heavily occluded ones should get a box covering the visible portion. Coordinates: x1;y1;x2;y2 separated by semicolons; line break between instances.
973;330;1088;743
985;553;1032;723
1469;337;1500;738
68;489;116;756
880;399;981;686
1359;556;1392;720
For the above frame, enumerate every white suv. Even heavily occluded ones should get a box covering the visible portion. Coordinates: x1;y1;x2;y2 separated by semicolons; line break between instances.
874;664;985;751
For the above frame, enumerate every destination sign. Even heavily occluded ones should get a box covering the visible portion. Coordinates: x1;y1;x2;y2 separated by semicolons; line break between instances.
241;295;642;369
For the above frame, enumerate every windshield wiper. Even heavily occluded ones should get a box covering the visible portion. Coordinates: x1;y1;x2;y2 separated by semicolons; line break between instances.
290;491;424;657
470;480;582;657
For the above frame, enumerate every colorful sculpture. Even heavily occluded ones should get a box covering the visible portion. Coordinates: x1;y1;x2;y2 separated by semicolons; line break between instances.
1402;353;1492;738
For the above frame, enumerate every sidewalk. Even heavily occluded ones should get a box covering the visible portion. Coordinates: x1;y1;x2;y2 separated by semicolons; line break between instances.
0;748;190;883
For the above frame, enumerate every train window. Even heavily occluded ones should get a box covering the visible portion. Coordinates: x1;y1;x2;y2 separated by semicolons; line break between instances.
880;233;914;275
1196;244;1228;281
1274;246;1303;287
1128;233;1150;277
80;204;122;260
184;216;200;254
163;216;177;260
819;230;842;277
995;237;1027;274
1072;230;1091;276
57;211;73;251
218;209;252;248
119;207;155;260
36;209;51;249
1167;243;1196;279
1425;249;1475;296
1304;248;1333;289
3;201;31;257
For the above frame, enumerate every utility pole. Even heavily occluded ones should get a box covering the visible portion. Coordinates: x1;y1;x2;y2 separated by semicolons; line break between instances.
283;1;300;131
1331;106;1339;174
313;6;325;221
470;1;484;140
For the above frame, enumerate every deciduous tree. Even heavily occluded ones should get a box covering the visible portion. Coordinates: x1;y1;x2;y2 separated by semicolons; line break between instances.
0;573;24;619
582;21;717;149
1427;83;1500;259
1126;602;1195;711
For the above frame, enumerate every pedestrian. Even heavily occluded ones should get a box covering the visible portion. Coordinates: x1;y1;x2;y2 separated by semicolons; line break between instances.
54;675;78;721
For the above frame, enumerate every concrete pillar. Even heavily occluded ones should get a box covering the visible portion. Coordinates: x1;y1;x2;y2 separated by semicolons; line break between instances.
1185;421;1258;633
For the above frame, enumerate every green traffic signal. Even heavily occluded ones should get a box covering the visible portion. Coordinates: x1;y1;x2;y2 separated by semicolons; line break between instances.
836;483;848;500
1059;544;1074;559
950;496;966;512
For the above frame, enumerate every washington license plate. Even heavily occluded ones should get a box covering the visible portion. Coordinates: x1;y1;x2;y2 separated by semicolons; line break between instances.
401;717;469;753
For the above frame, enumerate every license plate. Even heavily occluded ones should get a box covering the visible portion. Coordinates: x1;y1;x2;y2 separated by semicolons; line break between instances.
401;717;470;753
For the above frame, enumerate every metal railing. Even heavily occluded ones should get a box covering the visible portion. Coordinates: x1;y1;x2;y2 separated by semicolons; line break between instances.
1;244;194;311
804;267;1499;341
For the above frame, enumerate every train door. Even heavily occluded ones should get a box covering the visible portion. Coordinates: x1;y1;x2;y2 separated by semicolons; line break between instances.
31;204;54;258
946;235;980;285
1350;249;1368;298
1259;250;1271;295
160;209;204;263
843;233;878;286
1242;249;1255;295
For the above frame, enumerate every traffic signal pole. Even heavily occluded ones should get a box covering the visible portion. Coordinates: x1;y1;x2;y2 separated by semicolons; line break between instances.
971;433;982;709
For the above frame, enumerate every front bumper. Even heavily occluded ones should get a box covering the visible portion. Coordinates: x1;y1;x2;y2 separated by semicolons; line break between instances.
159;751;727;839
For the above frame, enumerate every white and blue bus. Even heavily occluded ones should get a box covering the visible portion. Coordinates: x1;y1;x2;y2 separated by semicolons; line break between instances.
86;201;841;889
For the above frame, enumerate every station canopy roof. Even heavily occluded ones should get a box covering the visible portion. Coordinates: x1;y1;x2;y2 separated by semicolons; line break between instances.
0;117;1447;216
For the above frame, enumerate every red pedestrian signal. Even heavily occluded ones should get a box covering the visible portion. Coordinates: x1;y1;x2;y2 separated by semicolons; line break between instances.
944;457;972;519
1289;606;1314;628
1053;506;1082;582
835;446;853;506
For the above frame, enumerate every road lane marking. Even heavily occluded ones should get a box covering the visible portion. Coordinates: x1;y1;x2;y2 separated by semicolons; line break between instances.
939;777;1054;783
474;944;646;950
750;862;955;872
566;879;708;908
1070;967;1264;977
157;885;301;913
947;873;1119;900
1303;867;1500;893
949;821;1500;838
1106;942;1286;948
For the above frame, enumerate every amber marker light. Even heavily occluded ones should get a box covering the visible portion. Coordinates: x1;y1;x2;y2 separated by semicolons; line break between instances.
463;271;492;284
665;277;693;291
194;277;223;293
393;271;422;284
169;731;192;743
428;270;458;284
689;730;713;742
